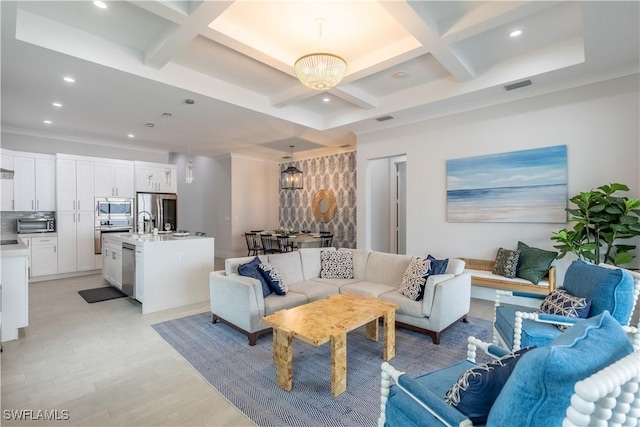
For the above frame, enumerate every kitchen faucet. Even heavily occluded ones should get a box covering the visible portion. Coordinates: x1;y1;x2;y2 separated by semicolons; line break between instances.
138;211;153;233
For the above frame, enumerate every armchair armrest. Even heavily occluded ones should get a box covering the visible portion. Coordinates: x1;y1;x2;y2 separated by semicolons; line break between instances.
209;271;265;332
379;362;472;427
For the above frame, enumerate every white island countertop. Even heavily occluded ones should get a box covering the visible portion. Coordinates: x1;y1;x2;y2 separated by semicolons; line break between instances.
102;232;215;314
0;233;30;257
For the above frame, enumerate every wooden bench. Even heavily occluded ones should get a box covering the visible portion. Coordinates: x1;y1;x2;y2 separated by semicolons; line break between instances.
460;258;556;295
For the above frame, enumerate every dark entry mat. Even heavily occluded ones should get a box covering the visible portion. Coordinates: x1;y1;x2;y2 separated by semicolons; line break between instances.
78;287;127;303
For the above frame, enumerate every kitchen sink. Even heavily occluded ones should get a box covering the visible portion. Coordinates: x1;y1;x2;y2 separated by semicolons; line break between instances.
0;239;19;245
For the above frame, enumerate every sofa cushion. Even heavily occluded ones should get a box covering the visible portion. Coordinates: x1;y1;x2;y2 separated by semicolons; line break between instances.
539;289;591;330
399;257;431;300
267;251;304;284
263;292;308;316
298;247;335;280
488;311;634;426
562;259;635;324
237;256;271;297
320;250;354;279
493;248;520;278
365;252;412;287
445;258;465;275
339;248;370;280
516;241;557;284
259;263;288;295
378;290;425;318
444;346;535;424
309;277;362;289
287;281;340;302
341;282;397;298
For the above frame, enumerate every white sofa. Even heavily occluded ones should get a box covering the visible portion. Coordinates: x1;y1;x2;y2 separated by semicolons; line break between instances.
209;247;471;345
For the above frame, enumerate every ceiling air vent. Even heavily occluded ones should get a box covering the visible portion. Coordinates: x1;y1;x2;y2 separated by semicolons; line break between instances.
504;79;532;91
375;115;394;122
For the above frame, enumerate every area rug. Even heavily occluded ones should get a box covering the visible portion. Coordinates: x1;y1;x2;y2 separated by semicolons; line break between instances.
78;286;127;303
153;312;493;427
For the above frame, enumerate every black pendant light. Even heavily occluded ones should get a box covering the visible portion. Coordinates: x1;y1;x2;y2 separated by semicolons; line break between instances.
281;145;303;190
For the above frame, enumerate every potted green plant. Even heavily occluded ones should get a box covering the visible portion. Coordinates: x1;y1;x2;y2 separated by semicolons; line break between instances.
551;183;640;266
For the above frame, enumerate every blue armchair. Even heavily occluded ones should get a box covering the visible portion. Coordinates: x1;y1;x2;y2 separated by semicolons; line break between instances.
379;311;638;427
493;259;639;350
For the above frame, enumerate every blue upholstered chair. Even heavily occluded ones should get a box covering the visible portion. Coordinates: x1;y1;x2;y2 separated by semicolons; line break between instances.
379;311;638;427
493;259;639;350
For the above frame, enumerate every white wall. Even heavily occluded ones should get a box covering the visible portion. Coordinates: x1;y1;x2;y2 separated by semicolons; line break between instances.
357;75;640;278
368;158;391;252
2;130;168;163
230;155;279;258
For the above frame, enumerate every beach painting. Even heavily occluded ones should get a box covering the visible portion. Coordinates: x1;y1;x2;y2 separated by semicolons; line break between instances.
446;145;568;223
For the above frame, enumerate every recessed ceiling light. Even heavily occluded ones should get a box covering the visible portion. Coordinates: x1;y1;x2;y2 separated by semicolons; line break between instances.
43;120;52;124
323;97;330;103
52;102;62;107
93;1;107;9
392;71;407;79
510;29;523;38
127;134;135;138
63;76;75;83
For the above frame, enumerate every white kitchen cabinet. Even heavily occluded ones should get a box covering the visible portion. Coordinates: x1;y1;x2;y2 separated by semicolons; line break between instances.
57;155;96;274
102;239;122;289
20;236;32;274
14;154;55;211
95;161;134;198
31;236;58;276
134;161;177;193
135;245;144;302
2;151;14;211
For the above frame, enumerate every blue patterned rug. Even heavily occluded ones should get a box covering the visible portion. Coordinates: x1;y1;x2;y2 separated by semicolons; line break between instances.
152;313;493;427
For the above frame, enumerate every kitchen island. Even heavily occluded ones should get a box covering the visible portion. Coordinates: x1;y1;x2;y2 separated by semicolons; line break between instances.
0;235;29;342
102;233;214;314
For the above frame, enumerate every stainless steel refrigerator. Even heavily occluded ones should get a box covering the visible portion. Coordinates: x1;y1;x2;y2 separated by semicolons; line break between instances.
136;193;178;233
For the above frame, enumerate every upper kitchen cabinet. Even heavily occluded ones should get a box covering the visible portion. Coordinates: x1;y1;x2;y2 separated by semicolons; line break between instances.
2;150;14;211
134;161;177;194
95;160;134;198
14;153;55;211
56;155;95;213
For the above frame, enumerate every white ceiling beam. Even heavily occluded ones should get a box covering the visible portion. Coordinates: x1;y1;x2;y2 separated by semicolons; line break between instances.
381;1;475;82
441;1;562;43
270;85;317;107
144;1;233;69
128;1;190;25
328;84;377;110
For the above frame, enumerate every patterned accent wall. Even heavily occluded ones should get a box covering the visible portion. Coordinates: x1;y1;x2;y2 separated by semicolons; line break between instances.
279;151;357;249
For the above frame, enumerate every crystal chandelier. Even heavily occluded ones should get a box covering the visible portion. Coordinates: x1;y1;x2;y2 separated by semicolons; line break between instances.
294;18;347;91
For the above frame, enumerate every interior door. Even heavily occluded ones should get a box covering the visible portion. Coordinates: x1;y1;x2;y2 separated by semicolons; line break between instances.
396;162;407;254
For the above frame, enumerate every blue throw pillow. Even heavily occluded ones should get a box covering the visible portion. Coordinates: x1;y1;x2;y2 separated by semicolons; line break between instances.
427;254;449;275
237;257;271;297
259;263;288;295
487;311;634;426
444;346;535;424
562;259;634;324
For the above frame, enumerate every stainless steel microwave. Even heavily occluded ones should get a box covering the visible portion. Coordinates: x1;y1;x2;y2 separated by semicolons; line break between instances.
95;198;133;218
17;218;55;233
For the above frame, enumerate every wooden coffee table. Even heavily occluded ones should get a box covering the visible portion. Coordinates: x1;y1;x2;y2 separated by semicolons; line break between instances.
261;293;398;397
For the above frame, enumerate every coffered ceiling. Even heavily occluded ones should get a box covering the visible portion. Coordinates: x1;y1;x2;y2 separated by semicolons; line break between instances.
1;1;638;160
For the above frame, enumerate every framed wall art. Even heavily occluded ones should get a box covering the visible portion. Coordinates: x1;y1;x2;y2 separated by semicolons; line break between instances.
446;145;568;223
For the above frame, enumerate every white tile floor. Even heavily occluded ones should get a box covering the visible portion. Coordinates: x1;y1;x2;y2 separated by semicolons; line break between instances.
1;265;495;426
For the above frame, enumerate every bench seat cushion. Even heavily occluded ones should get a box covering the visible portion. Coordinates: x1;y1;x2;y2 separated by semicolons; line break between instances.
466;268;549;287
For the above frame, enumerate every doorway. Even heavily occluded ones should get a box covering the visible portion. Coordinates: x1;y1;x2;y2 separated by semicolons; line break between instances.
395;161;407;254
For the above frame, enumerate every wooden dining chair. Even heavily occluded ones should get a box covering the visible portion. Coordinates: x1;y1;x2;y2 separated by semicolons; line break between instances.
260;233;281;254
320;234;333;248
244;232;263;256
276;235;294;252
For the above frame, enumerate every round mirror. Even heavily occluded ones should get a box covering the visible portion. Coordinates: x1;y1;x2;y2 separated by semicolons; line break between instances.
312;189;337;223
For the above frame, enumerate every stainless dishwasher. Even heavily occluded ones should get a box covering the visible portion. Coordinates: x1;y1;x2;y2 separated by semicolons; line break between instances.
122;243;136;297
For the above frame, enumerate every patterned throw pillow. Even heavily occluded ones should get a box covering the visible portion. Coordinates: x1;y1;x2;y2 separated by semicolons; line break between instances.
258;263;288;295
492;248;520;278
445;346;535;424
399;257;431;301
320;251;354;279
539;288;591;330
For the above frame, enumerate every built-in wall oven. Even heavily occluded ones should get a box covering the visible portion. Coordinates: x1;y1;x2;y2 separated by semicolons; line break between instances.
94;198;134;255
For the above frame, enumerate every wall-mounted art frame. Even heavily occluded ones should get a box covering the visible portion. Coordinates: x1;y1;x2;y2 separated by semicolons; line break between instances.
312;189;337;223
446;145;568;223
